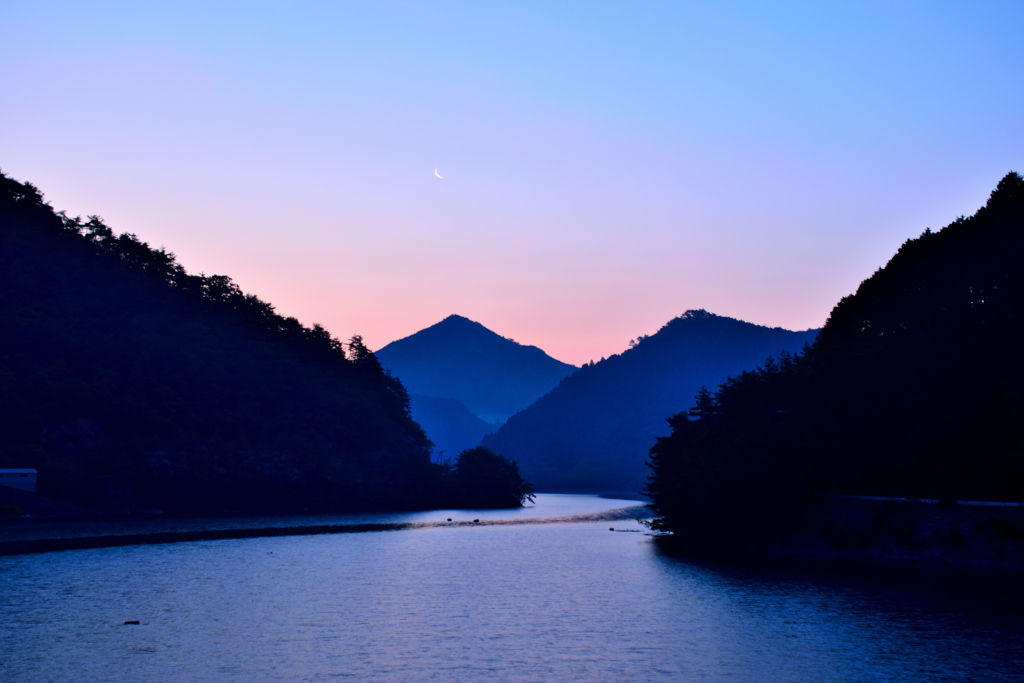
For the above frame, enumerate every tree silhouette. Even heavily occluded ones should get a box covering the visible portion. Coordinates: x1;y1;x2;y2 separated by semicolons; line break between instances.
646;172;1024;554
449;446;535;508
0;169;533;513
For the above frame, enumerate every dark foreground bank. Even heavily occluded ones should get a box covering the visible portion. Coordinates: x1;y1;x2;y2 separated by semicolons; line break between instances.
653;496;1024;571
771;496;1024;569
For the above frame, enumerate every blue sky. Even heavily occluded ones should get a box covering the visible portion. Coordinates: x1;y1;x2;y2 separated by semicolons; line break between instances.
2;1;1021;363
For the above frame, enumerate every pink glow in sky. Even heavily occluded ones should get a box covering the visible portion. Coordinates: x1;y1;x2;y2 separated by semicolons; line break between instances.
2;2;1022;365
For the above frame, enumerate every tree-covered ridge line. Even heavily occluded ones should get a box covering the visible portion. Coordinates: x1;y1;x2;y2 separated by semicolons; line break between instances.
0;170;533;514
3;173;381;376
645;172;1024;556
484;309;818;494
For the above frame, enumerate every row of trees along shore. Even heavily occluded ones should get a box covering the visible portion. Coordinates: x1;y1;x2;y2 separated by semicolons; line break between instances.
0;171;531;514
645;172;1024;555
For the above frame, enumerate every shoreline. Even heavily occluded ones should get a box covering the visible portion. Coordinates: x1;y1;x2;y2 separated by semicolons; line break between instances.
0;505;648;557
651;497;1024;572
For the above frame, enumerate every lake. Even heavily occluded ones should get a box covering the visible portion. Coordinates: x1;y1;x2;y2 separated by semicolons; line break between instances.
1;494;1022;682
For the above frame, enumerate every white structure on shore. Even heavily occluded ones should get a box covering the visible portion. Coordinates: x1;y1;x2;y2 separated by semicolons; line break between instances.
0;469;37;493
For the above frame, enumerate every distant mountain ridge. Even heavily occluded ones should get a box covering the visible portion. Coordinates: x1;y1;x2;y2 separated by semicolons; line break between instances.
483;311;819;495
376;314;577;425
408;394;499;460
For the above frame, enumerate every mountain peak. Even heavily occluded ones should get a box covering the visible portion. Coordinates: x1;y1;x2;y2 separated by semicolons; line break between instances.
439;313;475;325
433;314;492;335
433;314;522;343
376;316;576;425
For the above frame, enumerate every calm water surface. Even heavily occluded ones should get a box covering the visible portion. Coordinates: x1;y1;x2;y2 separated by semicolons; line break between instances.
1;494;1021;682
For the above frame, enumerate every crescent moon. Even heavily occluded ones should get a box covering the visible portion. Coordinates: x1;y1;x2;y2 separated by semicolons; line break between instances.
434;168;443;179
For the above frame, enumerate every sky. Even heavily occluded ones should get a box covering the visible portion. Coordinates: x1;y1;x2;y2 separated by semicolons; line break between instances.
2;1;1022;365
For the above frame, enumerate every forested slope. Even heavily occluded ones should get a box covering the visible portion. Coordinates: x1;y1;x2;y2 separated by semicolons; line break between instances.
0;172;443;513
484;312;818;494
646;172;1024;554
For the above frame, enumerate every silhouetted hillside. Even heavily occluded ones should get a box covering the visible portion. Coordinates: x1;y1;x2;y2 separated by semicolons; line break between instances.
408;395;499;460
0;171;530;513
376;314;576;445
646;172;1024;555
483;312;818;494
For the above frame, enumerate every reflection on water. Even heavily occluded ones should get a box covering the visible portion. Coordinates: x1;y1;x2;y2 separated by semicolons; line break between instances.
0;495;1021;682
